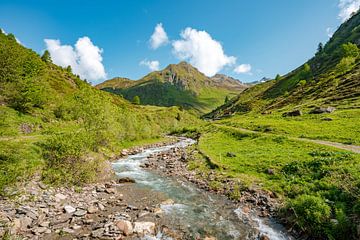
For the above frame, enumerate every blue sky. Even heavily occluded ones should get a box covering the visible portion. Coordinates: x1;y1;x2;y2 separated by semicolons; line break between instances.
0;0;357;83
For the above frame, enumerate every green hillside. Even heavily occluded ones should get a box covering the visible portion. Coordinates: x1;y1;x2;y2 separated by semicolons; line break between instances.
205;11;360;119
0;31;199;193
97;62;247;114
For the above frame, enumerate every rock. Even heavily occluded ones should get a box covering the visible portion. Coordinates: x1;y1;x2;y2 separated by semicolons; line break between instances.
322;117;333;121
38;182;47;190
98;203;105;211
32;226;48;234
121;149;129;156
226;152;236;157
73;209;87;217
161;199;174;205
55;193;67;201
19;216;33;231
204;237;217;240
92;228;105;238
117;177;136;183
310;106;336;114
11;218;21;234
282;109;302;117
20;123;32;134
64;205;76;214
105;188;116;194
115;220;133;236
153;208;163;215
87;206;98;214
39;221;50;227
133;222;156;235
266;169;275;175
72;224;82;230
260;234;270;240
62;227;75;234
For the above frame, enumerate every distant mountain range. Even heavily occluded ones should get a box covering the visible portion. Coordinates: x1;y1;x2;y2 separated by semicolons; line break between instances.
96;62;248;114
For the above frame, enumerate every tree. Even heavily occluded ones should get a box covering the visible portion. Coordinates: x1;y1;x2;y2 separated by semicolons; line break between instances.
341;42;359;58
224;95;230;104
317;42;323;53
66;65;72;73
275;74;281;81
132;95;140;105
41;50;52;63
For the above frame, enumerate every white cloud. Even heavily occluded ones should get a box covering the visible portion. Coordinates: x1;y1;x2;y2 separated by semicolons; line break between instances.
140;59;160;71
234;64;252;74
150;23;169;49
44;37;106;83
172;27;236;77
326;27;334;38
338;0;360;22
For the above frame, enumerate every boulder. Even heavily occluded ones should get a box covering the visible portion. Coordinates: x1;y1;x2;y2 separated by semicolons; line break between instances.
73;209;87;217
87;206;98;214
282;109;302;117
55;193;67;201
226;152;236;157
115;220;133;236
64;205;76;214
117;177;136;184
133;222;155;235
310;106;336;114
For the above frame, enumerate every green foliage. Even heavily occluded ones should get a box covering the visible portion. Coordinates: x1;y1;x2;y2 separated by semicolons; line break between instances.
132;95;140;105
335;56;356;74
0;140;43;194
275;74;281;81
66;65;72;73
289;195;331;236
317;42;324;53
41;131;99;185
41;50;52;63
341;42;360;58
224;95;229;104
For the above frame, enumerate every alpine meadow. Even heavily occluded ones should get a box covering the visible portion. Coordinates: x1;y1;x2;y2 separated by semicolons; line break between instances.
0;1;359;240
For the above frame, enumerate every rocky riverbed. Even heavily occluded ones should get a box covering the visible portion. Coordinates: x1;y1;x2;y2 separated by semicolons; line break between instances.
0;137;291;239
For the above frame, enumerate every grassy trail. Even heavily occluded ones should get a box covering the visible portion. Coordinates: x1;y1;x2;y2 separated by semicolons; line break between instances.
214;124;360;154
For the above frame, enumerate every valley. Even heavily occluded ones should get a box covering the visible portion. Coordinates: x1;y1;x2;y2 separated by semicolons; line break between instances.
1;2;360;240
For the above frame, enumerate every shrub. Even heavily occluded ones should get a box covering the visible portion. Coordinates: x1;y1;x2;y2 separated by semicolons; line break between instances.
41;131;100;185
289;194;331;236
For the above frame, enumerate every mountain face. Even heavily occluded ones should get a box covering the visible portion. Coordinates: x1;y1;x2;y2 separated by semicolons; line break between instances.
205;11;360;119
97;62;247;114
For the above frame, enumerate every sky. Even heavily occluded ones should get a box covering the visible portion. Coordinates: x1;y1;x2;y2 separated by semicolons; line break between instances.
0;0;359;84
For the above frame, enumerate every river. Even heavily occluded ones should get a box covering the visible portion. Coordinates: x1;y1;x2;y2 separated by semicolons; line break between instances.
112;138;291;240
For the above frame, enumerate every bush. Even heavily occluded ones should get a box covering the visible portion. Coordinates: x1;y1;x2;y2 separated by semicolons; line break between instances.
41;131;100;185
289;194;331;236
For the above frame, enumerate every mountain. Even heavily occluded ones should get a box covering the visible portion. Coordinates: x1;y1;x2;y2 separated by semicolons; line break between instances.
96;62;248;114
0;31;198;191
205;11;360;119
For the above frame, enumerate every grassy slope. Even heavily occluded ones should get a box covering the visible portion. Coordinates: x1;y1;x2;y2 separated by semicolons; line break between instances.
196;12;360;239
0;31;200;193
190;125;360;239
98;62;245;114
205;12;360;119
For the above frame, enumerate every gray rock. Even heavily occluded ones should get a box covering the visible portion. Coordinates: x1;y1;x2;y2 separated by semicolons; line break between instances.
117;177;136;183
282;109;302;117
133;222;155;235
64;205;76;214
73;209;87;217
310;106;336;114
92;228;105;238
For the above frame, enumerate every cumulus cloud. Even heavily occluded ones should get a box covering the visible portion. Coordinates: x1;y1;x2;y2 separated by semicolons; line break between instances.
172;27;236;77
140;59;160;71
338;0;360;22
150;23;169;49
44;37;106;83
234;64;252;74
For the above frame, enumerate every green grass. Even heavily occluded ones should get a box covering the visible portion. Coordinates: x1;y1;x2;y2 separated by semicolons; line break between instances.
216;109;360;145
193;125;360;238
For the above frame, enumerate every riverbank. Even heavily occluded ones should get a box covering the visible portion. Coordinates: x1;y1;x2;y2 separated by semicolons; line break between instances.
0;137;290;240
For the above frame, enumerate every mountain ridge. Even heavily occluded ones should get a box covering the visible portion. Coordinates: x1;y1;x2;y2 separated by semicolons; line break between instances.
97;61;248;113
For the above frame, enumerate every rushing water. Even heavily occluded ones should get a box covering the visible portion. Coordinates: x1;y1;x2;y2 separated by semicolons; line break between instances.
112;138;291;240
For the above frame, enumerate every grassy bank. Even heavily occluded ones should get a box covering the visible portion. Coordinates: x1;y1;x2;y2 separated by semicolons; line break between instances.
190;125;360;239
216;109;360;145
